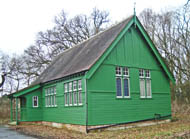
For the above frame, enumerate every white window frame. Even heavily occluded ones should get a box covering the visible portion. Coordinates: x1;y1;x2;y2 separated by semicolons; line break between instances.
33;96;38;108
116;77;123;98
123;77;130;98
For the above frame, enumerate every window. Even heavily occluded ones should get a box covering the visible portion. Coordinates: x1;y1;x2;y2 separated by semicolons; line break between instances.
73;81;77;91
69;82;72;92
146;79;151;98
139;69;152;98
45;86;56;107
64;80;83;106
65;83;68;92
145;70;150;78
116;66;130;98
73;91;77;105
64;83;68;106
116;77;122;98
116;67;122;76
139;69;144;78
33;96;38;107
78;80;82;90
140;79;145;98
69;92;72;105
78;80;82;105
68;82;73;105
123;67;129;76
124;78;130;97
78;90;82;105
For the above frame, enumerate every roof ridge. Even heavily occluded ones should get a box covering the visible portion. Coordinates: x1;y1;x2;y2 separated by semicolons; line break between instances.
59;15;134;55
31;15;133;85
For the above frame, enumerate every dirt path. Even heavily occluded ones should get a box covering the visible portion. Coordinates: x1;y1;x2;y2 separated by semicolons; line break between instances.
0;125;37;139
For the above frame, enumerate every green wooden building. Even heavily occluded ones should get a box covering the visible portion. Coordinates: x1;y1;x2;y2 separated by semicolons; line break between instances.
8;15;175;132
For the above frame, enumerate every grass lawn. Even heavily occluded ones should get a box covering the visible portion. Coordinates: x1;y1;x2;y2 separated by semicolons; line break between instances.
10;113;190;139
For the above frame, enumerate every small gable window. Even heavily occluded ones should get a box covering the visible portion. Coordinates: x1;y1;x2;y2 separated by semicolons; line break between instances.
116;66;130;98
139;69;152;98
33;96;38;107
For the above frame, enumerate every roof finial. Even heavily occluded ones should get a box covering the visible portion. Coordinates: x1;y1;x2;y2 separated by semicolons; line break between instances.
134;2;136;16
134;2;137;28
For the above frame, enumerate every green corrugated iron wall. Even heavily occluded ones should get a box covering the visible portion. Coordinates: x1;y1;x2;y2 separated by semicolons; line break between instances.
21;76;86;125
21;89;42;121
87;25;171;125
41;77;86;125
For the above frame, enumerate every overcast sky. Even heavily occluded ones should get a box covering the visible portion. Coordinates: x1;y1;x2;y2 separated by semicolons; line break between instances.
0;0;187;55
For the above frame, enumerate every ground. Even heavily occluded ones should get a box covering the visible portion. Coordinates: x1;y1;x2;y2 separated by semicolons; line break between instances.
9;113;190;139
0;125;37;139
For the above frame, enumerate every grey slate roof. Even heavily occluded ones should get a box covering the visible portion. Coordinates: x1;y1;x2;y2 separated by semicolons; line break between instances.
32;16;133;85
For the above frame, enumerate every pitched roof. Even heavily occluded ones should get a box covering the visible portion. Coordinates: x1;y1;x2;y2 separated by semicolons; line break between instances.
32;16;133;85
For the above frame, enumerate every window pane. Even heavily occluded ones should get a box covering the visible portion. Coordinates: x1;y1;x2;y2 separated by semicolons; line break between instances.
139;69;144;77
73;81;77;91
124;78;129;97
78;80;82;90
69;92;72;105
145;70;150;78
116;67;122;76
78;91;82;104
52;95;54;106
54;95;56;105
33;96;38;107
74;92;77;105
54;87;56;94
123;67;129;76
65;93;68;105
46;97;48;107
69;82;72;92
116;78;122;97
65;83;68;92
146;79;151;97
50;96;53;106
140;79;145;97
